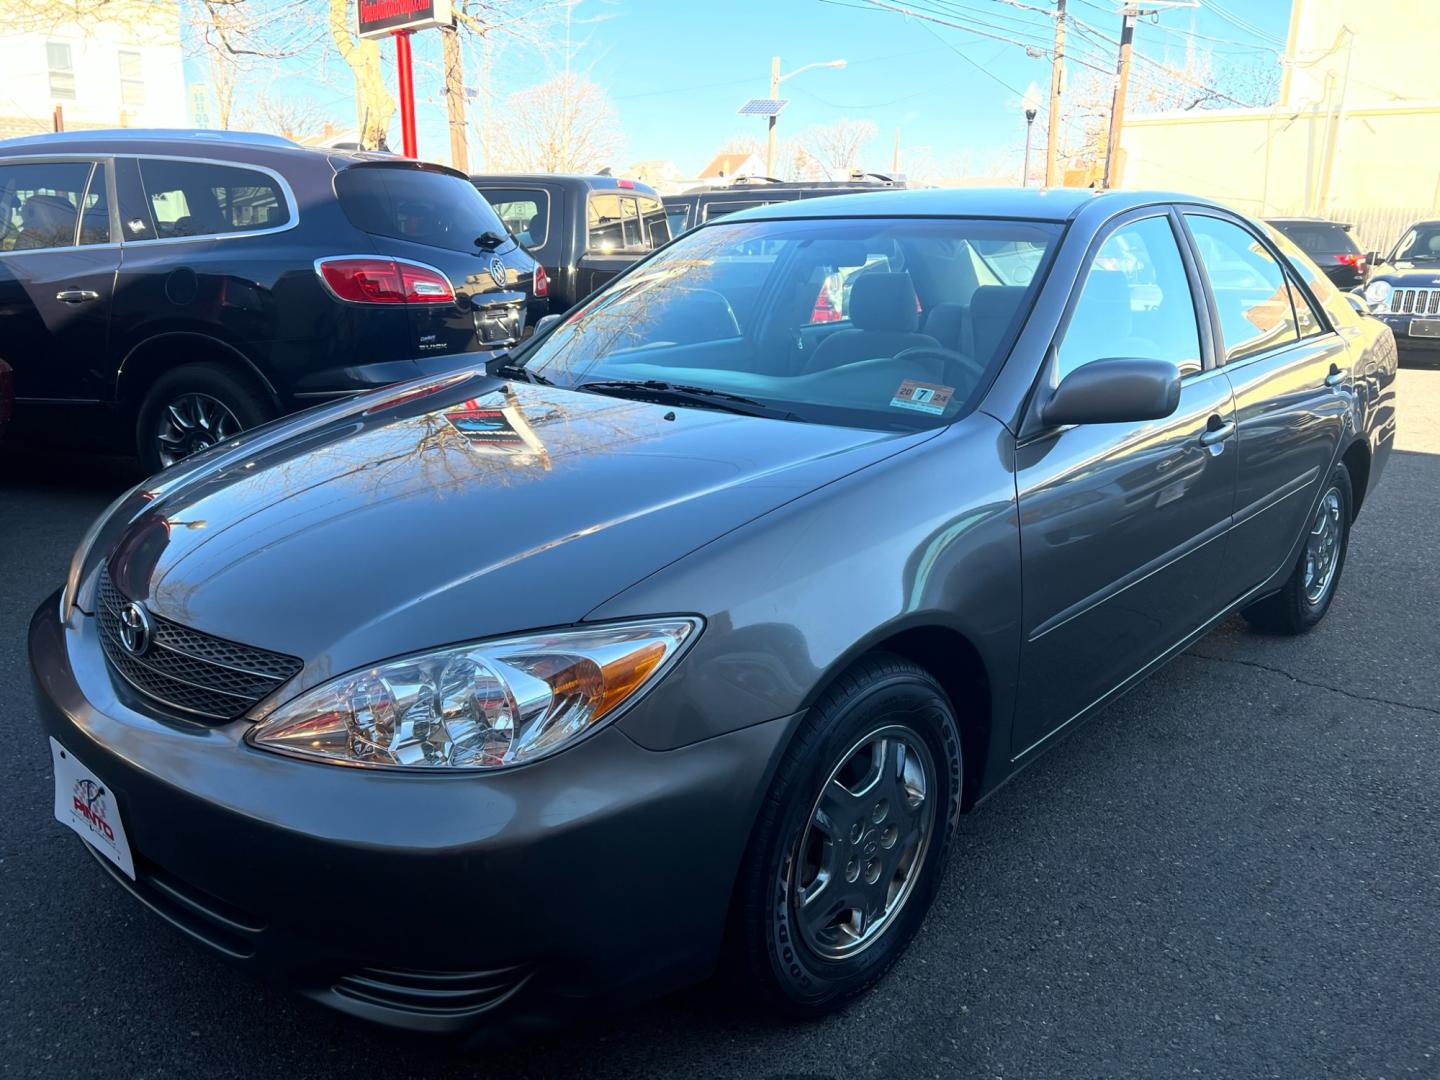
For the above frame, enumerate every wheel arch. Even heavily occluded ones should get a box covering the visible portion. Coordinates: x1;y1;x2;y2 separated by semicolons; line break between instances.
1340;436;1371;519
114;332;282;414
799;618;995;811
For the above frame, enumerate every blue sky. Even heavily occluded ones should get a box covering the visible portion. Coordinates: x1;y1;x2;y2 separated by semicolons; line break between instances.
221;0;1296;176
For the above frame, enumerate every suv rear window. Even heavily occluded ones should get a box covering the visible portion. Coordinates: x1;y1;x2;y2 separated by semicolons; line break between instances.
138;159;290;238
1274;221;1359;257
337;165;508;254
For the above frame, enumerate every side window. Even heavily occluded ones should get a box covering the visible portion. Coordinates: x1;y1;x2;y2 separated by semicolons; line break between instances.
480;188;549;247
587;193;624;253
1057;215;1202;381
637;196;670;247
0;161;92;251
79;163;110;245
137;159;290;239
664;204;691;237
1185;214;1299;363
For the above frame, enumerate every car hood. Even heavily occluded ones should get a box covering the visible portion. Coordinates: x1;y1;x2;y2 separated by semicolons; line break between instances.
105;371;919;683
1372;265;1440;286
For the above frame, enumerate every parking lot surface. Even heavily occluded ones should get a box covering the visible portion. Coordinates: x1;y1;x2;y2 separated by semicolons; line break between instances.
2;367;1437;1080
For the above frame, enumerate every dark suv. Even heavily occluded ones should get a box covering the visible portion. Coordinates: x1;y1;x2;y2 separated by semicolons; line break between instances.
1265;217;1367;289
472;174;670;312
663;173;906;236
0;129;544;471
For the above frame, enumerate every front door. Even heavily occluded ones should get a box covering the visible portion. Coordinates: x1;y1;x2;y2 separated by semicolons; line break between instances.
1181;212;1351;598
0;159;117;404
1013;211;1238;757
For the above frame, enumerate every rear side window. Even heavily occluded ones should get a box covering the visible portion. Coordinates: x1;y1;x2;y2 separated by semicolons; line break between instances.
337;165;506;254
1186;214;1300;362
479;187;550;247
664;203;692;236
0;161;92;251
138;159;290;238
1265;225;1345;329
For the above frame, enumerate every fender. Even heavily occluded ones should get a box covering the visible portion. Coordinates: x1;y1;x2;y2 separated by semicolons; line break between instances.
113;330;282;410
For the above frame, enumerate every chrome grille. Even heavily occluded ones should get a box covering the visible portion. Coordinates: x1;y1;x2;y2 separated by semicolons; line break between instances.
1390;287;1440;315
96;568;302;721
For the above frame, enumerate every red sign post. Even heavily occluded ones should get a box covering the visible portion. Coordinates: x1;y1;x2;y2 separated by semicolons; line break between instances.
355;0;453;158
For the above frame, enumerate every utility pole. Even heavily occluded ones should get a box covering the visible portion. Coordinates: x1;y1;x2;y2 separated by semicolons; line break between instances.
1044;0;1066;187
442;27;468;173
892;127;900;174
1315;25;1355;215
1102;7;1136;190
766;56;781;178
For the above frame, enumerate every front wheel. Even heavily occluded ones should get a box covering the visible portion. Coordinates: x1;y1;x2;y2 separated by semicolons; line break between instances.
1242;461;1353;635
731;654;963;1016
136;363;275;474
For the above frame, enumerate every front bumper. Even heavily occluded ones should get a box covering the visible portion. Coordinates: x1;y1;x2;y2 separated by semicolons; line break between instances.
1376;313;1440;352
30;592;794;1037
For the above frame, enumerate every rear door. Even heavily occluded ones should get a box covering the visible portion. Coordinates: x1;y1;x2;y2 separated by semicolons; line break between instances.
1181;210;1351;600
1012;209;1237;757
0;158;117;403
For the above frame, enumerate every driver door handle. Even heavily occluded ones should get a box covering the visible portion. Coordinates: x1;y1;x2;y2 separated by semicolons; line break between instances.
1199;417;1236;447
55;289;100;303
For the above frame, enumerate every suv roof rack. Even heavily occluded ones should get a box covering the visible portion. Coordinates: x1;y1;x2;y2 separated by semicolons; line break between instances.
0;128;303;150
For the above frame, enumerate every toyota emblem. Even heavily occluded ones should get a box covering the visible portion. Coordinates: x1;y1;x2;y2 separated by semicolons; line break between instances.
487;257;507;289
118;601;152;657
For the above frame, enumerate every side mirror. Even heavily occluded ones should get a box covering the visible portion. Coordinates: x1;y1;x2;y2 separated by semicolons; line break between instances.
1344;292;1371;317
1365;250;1381;267
1042;357;1182;427
532;313;562;338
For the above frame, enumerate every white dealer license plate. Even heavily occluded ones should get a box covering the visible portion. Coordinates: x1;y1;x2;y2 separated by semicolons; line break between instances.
51;737;135;879
1409;318;1440;338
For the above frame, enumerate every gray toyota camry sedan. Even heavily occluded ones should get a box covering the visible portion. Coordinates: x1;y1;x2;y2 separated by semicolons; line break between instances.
31;188;1397;1039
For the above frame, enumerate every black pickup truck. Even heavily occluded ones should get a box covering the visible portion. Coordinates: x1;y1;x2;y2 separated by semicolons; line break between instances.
472;174;671;312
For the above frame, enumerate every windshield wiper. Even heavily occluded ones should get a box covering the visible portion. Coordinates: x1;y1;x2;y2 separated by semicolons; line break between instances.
485;353;550;385
575;379;805;421
475;231;507;251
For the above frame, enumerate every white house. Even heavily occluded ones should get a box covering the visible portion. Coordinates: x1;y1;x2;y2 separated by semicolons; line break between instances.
0;1;187;140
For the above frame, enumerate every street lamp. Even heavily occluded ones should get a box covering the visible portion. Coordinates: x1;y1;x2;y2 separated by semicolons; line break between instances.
767;57;847;178
1022;82;1041;188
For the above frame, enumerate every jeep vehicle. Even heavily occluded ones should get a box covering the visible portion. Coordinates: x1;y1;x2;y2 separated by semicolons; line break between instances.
0;129;545;471
662;173;907;236
472;174;670;312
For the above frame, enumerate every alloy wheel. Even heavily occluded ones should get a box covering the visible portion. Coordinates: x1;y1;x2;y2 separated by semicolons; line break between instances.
1303;486;1344;605
789;724;937;961
154;392;242;467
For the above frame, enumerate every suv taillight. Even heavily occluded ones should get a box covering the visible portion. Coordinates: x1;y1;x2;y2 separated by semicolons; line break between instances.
317;257;456;305
532;263;549;298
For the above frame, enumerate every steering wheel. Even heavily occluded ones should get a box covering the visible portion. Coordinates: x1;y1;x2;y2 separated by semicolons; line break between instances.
892;344;988;384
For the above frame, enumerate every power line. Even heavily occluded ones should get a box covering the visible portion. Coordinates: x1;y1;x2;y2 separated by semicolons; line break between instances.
1198;0;1286;47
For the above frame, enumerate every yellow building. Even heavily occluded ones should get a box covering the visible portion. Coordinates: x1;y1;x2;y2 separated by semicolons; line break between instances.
1117;0;1440;249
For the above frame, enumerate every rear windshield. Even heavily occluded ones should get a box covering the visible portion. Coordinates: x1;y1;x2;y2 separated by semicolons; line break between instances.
1273;221;1359;256
336;165;508;254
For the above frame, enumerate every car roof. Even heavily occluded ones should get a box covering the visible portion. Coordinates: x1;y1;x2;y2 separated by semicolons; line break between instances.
713;186;1217;224
470;173;660;195
1266;217;1353;228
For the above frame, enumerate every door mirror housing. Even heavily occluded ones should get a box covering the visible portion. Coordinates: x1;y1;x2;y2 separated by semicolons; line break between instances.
532;313;562;338
1365;250;1381;267
1343;292;1371;317
1042;357;1182;427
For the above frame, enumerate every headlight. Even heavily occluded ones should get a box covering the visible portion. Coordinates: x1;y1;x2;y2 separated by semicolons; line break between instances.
247;618;700;770
1364;280;1393;309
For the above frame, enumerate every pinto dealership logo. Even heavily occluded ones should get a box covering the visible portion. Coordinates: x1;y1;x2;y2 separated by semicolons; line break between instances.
72;779;116;843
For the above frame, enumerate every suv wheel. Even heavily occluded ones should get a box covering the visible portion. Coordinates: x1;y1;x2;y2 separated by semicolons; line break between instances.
731;653;962;1015
1242;461;1353;634
136;363;274;473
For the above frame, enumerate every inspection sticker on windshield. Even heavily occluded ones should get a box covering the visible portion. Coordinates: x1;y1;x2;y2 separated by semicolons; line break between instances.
890;380;954;415
50;737;134;879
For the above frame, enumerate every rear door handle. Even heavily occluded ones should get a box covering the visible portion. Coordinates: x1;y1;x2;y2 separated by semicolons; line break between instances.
55;289;100;303
1199;418;1236;447
1324;363;1345;388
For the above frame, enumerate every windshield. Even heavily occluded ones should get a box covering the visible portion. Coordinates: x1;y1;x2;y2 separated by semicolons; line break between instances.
518;216;1060;431
1391;225;1440;264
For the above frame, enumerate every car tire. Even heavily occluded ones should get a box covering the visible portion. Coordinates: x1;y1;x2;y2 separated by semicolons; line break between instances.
730;652;963;1016
136;363;275;474
1242;461;1353;635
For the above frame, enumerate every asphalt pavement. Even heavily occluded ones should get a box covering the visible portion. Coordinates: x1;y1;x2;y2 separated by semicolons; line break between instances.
2;367;1437;1080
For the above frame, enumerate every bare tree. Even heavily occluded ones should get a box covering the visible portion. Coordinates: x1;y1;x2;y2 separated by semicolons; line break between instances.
237;91;330;141
480;71;624;173
801;118;879;177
